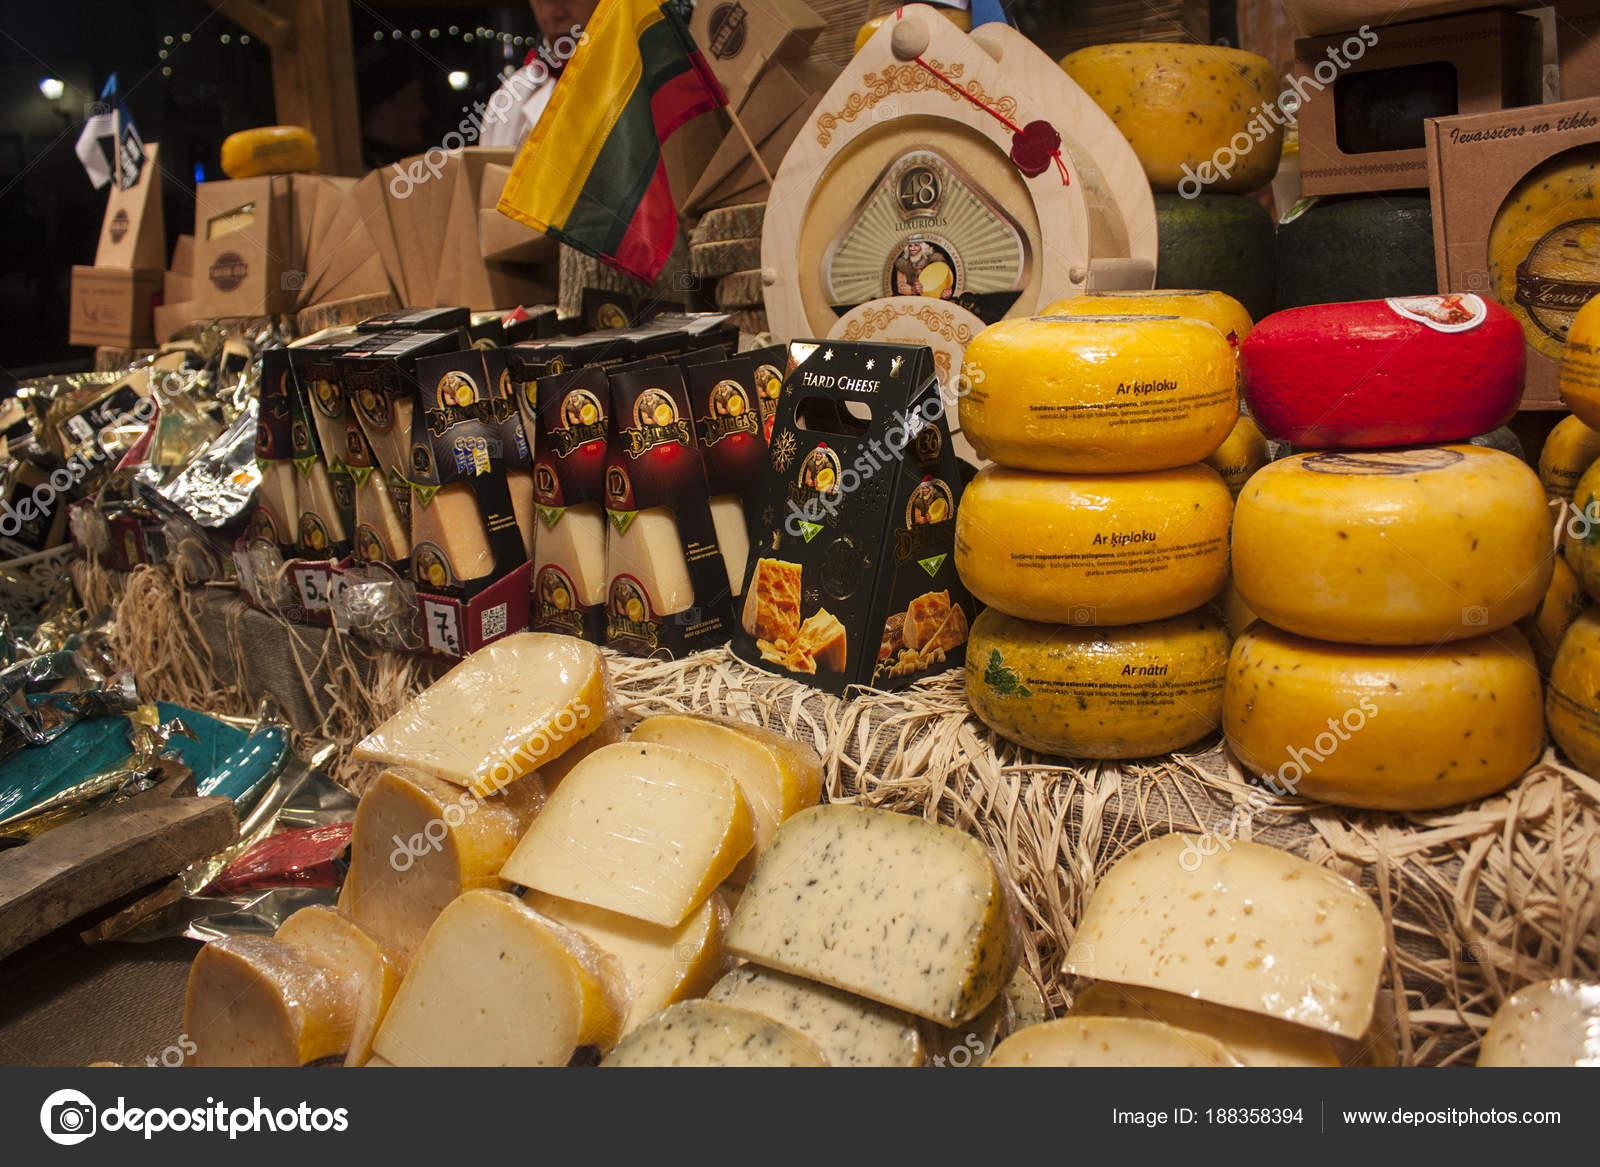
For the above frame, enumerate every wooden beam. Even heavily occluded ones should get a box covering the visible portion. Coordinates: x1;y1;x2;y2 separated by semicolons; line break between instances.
203;0;294;50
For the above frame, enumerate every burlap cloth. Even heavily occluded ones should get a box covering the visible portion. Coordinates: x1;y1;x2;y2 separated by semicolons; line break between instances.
72;562;1600;1066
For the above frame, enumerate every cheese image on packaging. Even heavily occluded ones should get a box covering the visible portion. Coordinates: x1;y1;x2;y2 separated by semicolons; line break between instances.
254;460;298;545
1225;623;1544;811
353;471;409;563
1477;980;1600;1067
986;1017;1242;1067
525;891;727;1035
1064;834;1385;1037
1538;413;1600;501
353;632;609;796
339;768;546;968
724;804;1015;1026
371;889;626;1066
708;965;925;1068
601;1000;829;1067
537;503;608;607
1545;608;1600;776
410;482;495;588
1069;982;1341;1068
1041;289;1254;347
958;315;1237;473
296;458;348;554
742;557;802;642
273;906;400;1067
607;507;694;617
710;494;750;598
955;463;1232;626
629;714;824;885
500;741;754;927
966;606;1228;760
184;936;358;1066
1232;447;1553;644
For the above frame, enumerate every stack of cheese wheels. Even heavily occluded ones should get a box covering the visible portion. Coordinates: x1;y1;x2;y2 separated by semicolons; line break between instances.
1228;296;1551;809
956;297;1247;759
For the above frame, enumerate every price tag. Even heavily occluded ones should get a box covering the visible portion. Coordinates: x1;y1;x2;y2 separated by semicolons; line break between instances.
294;567;331;612
423;599;461;656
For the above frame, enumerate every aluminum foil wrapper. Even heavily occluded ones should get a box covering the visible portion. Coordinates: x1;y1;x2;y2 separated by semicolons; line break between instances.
0;649;138;760
156;396;260;529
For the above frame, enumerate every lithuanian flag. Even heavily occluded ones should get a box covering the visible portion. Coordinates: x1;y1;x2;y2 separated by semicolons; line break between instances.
497;0;727;283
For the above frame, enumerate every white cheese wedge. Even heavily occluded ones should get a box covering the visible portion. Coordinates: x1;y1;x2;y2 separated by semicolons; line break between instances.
353;472;409;562
297;458;348;552
987;1017;1243;1067
536;716;622;789
724;804;1015;1025
708;965;924;1067
1478;980;1600;1066
339;768;546;968
274;906;401;1067
600;1000;828;1067
607;506;694;616
255;460;298;545
1070;981;1341;1067
355;394;414;480
353;632;609;796
537;502;608;606
709;493;750;598
506;466;537;561
499;741;754;927
526;891;728;1035
628;714;824;885
183;936;358;1066
1006;969;1049;1031
371;889;626;1066
411;482;495;586
1064;834;1386;1037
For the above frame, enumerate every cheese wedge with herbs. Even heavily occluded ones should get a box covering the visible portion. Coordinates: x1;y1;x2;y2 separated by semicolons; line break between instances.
601;1000;829;1067
708;965;925;1067
987;1017;1242;1067
1069;982;1340;1067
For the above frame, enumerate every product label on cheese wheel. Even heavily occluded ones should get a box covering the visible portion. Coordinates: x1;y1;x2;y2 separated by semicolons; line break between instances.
1384;293;1488;333
1301;448;1465;476
1000;530;1227;581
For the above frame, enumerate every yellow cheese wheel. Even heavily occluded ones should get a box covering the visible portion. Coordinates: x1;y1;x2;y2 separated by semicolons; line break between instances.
1232;447;1553;645
1041;289;1254;347
1539;412;1600;501
1489;146;1600;361
1061;43;1281;194
1216;577;1258;639
1558;296;1600;431
965;605;1228;758
1203;413;1269;497
955;463;1232;625
1546;606;1600;776
958;315;1237;473
221;125;319;178
1562;457;1600;602
1224;622;1544;810
1520;555;1585;674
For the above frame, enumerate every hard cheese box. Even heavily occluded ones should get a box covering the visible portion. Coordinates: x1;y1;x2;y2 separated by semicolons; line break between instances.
732;340;973;694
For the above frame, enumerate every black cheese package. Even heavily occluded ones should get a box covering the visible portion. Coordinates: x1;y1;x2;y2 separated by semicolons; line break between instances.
684;356;767;607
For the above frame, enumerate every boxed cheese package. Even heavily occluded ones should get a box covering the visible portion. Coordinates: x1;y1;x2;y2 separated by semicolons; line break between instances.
251;348;299;553
689;0;823;107
69;267;162;349
684;356;767;606
283;353;354;562
602;365;737;658
192;175;295;318
730;340;974;694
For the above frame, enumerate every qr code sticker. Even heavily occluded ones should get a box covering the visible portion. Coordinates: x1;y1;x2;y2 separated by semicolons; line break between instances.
480;603;508;640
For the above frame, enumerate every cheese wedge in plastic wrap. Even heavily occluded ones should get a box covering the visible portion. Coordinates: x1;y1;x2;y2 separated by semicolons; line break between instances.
1477;980;1600;1067
296;458;348;554
526;891;728;1035
537;502;608;606
183;935;359;1066
1070;981;1341;1067
708;965;924;1067
507;466;538;561
724;805;1017;1026
500;742;754;927
535;715;622;789
254;460;298;546
601;1000;829;1067
607;506;695;615
353;632;610;796
353;471;409;563
628;714;823;884
372;889;626;1066
1063;834;1385;1037
273;906;400;1067
987;1017;1243;1067
410;482;495;586
339;768;545;968
709;494;750;598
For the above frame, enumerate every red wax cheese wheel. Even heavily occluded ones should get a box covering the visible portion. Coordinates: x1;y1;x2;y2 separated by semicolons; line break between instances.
1240;295;1524;448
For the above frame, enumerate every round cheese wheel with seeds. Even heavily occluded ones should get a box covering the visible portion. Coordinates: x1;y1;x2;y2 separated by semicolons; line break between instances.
1540;413;1600;502
1520;555;1585;675
1041;289;1253;348
1546;607;1600;776
1231;446;1553;644
1224;621;1543;810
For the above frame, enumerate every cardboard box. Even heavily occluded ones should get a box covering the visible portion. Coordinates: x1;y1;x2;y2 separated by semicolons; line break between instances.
690;0;823;106
151;299;198;343
1425;96;1600;409
69;266;162;348
96;143;166;270
192;176;295;317
686;56;828;212
1555;0;1600;100
169;233;194;277
163;269;192;303
1298;10;1543;196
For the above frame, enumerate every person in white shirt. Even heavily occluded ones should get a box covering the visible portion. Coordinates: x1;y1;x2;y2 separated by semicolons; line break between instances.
479;0;602;149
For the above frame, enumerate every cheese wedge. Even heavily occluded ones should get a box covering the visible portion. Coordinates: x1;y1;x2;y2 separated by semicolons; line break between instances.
1005;968;1048;1031
353;471;409;563
600;1000;829;1067
507;466;538;561
411;481;495;587
628;714;824;884
987;1017;1242;1067
340;768;545;968
500;741;754;927
1477;979;1600;1067
607;506;694;615
742;557;802;642
355;392;414;480
297;458;348;554
1070;982;1341;1067
183;936;358;1066
536;715;623;789
536;502;608;606
274;906;400;1067
372;889;626;1066
353;632;609;795
254;460;298;546
526;891;728;1035
724;805;1015;1025
708;965;924;1067
710;494;750;598
1064;834;1385;1037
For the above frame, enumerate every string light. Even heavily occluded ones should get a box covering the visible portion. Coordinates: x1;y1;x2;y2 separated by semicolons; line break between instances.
148;24;536;80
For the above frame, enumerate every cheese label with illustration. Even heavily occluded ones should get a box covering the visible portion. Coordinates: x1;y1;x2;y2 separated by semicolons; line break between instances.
1385;293;1488;334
